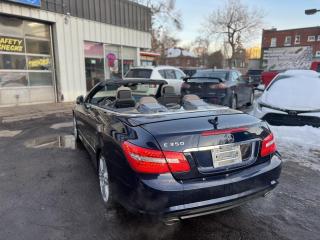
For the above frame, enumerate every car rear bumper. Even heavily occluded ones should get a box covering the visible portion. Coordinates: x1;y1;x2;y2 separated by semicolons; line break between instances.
125;155;282;219
166;184;275;221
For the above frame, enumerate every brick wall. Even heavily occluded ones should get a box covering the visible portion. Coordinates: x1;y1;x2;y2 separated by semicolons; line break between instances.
163;56;200;68
262;27;320;56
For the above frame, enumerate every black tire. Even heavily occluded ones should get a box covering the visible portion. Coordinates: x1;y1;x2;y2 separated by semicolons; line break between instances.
246;91;254;106
98;153;115;209
230;94;237;109
73;115;80;143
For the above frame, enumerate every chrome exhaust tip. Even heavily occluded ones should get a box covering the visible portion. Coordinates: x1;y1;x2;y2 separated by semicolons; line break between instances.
163;218;180;226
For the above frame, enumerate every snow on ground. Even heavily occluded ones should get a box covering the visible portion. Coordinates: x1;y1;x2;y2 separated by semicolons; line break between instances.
270;125;320;171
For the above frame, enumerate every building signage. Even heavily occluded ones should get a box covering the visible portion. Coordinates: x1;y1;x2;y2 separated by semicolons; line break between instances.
5;0;41;8
0;36;25;53
28;58;51;69
263;46;313;71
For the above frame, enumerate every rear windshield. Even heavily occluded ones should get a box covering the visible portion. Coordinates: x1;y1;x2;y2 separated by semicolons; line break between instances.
193;70;228;80
125;69;152;78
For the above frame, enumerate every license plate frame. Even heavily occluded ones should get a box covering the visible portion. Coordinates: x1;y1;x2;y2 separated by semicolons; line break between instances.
211;144;242;168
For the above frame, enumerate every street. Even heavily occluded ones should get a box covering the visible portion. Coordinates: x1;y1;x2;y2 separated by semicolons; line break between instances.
0;111;319;240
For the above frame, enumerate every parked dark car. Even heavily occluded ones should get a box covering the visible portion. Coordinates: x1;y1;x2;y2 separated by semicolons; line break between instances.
73;79;282;224
181;69;254;109
246;69;263;87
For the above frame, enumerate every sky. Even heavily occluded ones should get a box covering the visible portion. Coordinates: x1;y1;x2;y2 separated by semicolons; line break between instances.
174;0;320;49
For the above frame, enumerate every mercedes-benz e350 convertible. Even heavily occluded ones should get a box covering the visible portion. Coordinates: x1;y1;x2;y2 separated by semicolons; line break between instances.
73;79;282;223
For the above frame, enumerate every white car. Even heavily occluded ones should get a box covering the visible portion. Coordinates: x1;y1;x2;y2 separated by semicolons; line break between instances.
124;66;186;94
253;70;320;127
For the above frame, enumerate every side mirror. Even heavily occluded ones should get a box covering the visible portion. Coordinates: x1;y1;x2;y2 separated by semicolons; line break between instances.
76;95;84;105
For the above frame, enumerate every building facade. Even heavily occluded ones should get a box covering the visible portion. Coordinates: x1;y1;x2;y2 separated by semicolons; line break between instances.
163;48;200;68
261;27;320;70
0;0;151;106
262;27;320;56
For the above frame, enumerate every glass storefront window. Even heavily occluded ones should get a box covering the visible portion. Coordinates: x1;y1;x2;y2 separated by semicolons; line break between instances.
84;42;138;91
105;45;137;79
0;72;28;87
0;54;26;70
105;45;121;80
24;21;50;39
26;39;51;55
84;42;105;91
29;72;53;86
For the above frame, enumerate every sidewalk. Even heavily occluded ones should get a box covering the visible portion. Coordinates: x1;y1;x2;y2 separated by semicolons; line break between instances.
0;102;74;123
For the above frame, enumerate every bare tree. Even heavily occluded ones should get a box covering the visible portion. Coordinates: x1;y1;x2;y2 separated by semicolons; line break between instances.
207;50;224;69
192;37;210;66
131;0;182;61
131;0;182;30
203;0;264;67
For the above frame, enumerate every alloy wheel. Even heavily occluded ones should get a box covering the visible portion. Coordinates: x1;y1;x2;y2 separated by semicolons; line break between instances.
99;156;109;203
73;117;78;139
232;96;237;109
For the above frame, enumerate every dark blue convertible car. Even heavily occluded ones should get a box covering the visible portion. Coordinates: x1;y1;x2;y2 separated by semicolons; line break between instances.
73;79;282;224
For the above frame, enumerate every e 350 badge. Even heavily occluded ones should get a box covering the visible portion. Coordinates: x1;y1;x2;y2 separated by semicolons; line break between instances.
163;142;185;148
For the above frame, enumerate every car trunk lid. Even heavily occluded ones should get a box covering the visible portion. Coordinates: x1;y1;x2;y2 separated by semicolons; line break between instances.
139;113;266;180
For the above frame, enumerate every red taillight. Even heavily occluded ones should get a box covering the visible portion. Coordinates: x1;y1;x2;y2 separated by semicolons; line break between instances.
260;133;277;157
209;83;227;89
122;141;191;174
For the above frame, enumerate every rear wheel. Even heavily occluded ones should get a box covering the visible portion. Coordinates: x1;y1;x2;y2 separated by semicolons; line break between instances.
247;91;254;106
98;154;114;208
231;95;237;109
73;115;80;142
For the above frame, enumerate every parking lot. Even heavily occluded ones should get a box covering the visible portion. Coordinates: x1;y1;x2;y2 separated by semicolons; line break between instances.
0;104;319;240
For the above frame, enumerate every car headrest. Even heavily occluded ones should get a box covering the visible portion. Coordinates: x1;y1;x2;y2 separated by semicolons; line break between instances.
139;97;158;105
137;97;167;113
182;94;200;102
117;87;132;99
162;85;175;95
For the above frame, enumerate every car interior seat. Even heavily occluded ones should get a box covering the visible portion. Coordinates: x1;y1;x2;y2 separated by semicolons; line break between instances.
137;96;167;113
182;94;208;110
114;87;136;108
158;85;181;107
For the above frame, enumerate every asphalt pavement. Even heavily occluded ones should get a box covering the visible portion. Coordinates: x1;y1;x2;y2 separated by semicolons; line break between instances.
0;112;319;240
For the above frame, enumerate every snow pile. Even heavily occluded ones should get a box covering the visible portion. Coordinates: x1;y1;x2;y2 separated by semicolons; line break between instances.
166;48;181;58
271;125;320;171
283;69;320;77
261;75;320;110
181;50;196;58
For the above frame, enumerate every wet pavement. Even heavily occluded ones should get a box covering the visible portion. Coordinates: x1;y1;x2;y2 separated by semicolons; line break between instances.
0;113;320;240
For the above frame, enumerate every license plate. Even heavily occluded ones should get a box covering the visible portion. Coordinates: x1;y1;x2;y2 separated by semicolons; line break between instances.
211;145;242;168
